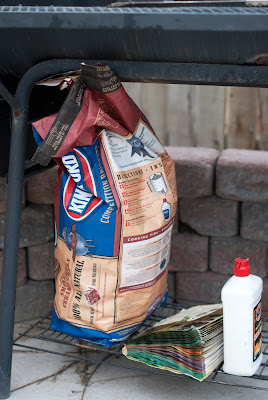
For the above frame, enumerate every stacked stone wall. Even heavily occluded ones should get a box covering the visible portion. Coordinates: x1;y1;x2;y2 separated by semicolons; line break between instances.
168;147;268;309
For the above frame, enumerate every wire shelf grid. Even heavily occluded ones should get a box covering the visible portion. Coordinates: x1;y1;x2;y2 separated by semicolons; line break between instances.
14;299;268;392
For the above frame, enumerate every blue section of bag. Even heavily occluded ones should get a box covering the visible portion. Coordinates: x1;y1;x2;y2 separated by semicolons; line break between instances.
33;129;117;258
58;142;117;257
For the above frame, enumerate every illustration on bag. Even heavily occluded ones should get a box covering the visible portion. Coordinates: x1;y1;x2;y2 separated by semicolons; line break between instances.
126;136;155;158
161;199;171;222
147;172;168;195
32;63;177;347
62;225;95;261
84;287;101;306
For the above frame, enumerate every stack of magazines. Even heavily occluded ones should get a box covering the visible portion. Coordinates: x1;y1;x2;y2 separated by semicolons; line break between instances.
122;304;223;381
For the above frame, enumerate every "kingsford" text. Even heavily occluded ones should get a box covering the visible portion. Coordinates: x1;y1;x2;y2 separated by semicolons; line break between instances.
62;153;93;215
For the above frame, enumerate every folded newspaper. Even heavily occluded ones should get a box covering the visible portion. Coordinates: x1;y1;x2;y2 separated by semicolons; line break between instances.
122;304;223;381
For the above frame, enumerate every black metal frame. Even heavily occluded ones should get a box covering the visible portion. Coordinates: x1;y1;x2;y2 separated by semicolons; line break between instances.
0;59;268;399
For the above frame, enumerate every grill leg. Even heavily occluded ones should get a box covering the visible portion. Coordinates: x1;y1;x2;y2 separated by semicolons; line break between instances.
0;60;83;399
0;107;28;399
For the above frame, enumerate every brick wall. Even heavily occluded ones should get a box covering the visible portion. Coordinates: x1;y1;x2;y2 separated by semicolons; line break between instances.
0;147;267;322
0;169;56;322
167;147;268;309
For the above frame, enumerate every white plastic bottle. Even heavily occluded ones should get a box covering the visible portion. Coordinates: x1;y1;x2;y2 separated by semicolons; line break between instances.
161;199;171;222
221;257;263;376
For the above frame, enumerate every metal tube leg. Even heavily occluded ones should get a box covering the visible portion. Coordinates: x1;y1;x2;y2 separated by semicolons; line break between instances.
0;108;28;399
0;60;84;399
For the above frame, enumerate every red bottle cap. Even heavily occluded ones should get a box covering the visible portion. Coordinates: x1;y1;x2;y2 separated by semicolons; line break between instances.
234;257;250;277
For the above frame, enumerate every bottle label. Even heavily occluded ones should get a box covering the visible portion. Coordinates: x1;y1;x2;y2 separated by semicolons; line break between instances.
163;209;170;220
253;300;262;362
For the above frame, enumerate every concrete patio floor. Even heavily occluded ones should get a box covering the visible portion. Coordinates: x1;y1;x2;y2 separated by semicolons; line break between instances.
9;320;268;400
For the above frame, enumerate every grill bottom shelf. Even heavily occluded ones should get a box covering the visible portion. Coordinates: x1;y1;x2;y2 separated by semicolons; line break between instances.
14;299;268;392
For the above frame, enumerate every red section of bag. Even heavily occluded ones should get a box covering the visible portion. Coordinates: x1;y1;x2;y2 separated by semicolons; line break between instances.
33;84;150;158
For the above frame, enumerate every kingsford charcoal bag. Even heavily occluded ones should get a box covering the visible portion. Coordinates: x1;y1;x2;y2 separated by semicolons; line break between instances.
32;64;177;346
